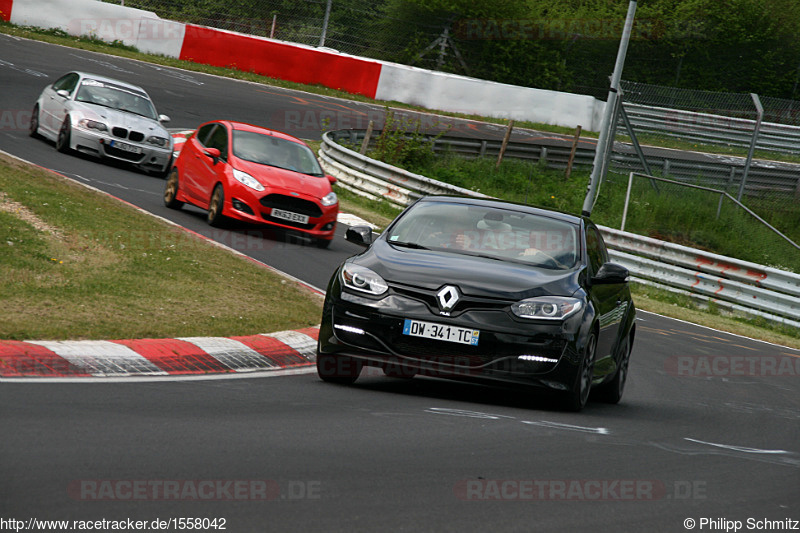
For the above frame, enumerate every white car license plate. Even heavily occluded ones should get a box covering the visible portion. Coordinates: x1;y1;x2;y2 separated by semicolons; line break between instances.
402;319;480;346
271;208;309;224
109;140;142;154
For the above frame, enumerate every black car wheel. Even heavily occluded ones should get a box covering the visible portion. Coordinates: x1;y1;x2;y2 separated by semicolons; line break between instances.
207;184;225;227
163;168;184;210
56;117;72;153
29;105;41;138
564;332;596;411
594;334;631;404
317;352;362;385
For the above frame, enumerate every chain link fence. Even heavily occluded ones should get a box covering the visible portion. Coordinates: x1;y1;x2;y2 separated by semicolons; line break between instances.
601;80;800;245
597;174;800;273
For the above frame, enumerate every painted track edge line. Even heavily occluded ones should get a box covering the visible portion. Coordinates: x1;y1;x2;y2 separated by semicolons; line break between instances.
638;309;800;352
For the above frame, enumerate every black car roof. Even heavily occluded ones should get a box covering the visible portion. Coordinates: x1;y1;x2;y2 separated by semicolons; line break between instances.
416;195;586;226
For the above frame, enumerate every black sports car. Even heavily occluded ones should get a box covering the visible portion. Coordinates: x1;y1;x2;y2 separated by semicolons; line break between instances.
317;196;636;411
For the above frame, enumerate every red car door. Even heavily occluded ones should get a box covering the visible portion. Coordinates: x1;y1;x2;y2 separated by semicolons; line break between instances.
192;123;230;206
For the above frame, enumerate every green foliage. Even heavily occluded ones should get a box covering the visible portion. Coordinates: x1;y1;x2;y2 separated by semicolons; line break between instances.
369;109;451;167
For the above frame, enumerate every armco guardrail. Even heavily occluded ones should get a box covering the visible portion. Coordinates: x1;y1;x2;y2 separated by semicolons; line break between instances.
324;129;800;200
600;228;800;328
320;131;800;328
623;103;800;156
319;130;490;208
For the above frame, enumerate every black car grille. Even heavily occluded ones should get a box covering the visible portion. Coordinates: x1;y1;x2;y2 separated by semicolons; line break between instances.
390;284;510;316
111;127;145;142
260;194;322;218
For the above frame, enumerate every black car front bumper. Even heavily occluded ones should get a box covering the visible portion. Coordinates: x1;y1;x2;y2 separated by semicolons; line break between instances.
318;287;590;393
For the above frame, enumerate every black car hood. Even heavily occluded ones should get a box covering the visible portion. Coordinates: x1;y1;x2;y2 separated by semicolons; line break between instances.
356;240;583;300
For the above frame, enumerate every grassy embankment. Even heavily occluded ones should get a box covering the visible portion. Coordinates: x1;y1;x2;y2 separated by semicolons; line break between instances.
0;154;322;340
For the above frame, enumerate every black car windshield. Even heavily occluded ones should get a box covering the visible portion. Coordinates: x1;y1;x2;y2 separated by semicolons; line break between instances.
75;79;158;120
232;130;324;177
387;201;580;270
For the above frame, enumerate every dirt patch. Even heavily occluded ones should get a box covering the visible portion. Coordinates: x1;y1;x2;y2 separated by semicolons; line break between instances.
0;191;64;239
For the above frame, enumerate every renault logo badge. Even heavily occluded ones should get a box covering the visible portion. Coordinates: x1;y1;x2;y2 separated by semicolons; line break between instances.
437;285;460;313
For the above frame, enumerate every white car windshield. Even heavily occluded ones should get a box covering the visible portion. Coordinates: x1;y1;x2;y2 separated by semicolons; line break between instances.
232;130;324;177
387;201;580;270
75;79;158;120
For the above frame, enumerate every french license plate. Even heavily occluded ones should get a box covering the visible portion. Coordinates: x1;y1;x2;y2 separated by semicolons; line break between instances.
109;140;142;154
272;208;309;224
402;319;480;346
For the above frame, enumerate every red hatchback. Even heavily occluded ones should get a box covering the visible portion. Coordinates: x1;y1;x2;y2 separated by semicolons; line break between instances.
164;120;338;247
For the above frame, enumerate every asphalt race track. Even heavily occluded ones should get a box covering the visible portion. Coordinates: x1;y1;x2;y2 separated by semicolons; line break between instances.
1;35;799;532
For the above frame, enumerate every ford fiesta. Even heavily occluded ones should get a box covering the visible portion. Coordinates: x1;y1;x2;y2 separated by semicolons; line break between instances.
164;120;338;247
317;196;636;411
29;71;173;177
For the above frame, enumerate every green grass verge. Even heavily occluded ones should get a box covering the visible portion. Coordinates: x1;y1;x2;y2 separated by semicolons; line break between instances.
0;154;322;341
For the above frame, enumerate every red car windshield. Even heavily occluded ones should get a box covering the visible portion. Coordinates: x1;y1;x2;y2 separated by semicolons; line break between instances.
232;130;324;177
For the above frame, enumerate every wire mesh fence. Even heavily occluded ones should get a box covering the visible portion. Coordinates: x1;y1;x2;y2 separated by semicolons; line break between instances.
103;0;449;66
602;80;800;236
595;174;800;273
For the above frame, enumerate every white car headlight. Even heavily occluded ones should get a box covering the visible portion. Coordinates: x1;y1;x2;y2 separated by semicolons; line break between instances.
341;264;388;296
512;297;582;320
232;168;265;192
146;135;169;147
321;191;338;207
77;119;107;131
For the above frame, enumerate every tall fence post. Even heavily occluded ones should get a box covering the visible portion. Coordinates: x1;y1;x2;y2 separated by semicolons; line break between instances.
318;0;332;47
583;0;637;216
738;93;764;202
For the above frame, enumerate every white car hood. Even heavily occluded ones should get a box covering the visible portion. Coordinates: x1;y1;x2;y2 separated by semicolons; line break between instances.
72;101;169;138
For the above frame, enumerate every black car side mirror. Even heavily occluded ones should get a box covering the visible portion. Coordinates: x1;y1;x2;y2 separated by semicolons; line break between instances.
592;262;629;285
345;226;373;247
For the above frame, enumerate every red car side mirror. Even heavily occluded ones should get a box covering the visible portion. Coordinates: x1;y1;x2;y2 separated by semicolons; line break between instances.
327;174;337;185
203;147;221;160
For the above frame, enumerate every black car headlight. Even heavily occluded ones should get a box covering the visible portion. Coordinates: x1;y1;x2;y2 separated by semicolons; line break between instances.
512;297;582;320
341;264;388;296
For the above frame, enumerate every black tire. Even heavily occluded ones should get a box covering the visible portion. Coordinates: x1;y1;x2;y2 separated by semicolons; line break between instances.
29;105;41;138
56;116;72;153
317;352;361;385
207;183;225;227
316;238;332;249
593;334;631;404
563;332;596;412
163;168;184;210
